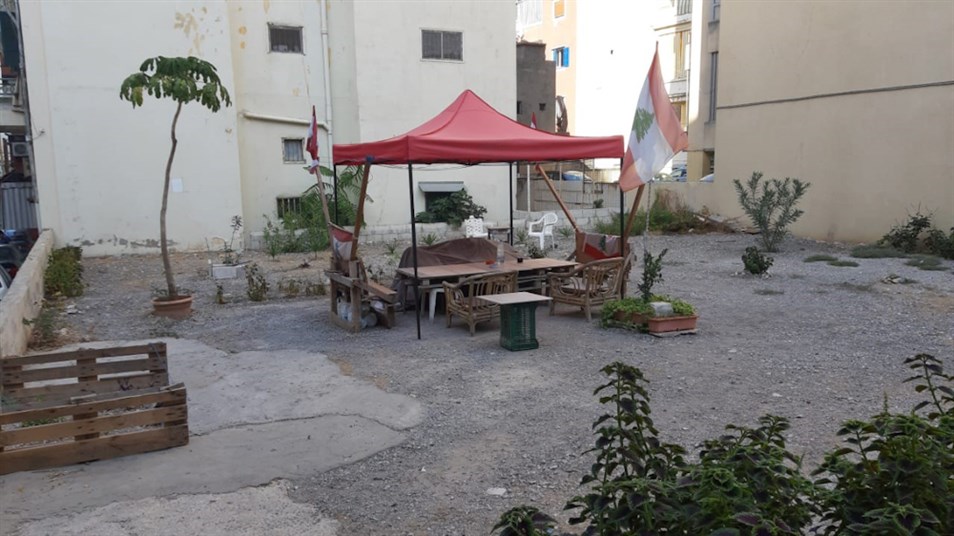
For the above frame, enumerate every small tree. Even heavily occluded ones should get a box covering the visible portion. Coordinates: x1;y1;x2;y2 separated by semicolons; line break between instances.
734;171;810;252
120;56;232;299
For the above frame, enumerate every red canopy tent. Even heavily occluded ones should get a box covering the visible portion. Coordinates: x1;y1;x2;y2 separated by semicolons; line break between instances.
329;90;625;338
334;90;622;165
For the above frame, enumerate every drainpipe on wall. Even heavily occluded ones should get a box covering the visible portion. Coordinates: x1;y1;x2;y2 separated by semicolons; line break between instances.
319;0;334;165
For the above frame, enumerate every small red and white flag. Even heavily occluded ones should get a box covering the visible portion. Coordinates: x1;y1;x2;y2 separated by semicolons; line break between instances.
305;105;320;173
619;48;689;192
530;112;537;129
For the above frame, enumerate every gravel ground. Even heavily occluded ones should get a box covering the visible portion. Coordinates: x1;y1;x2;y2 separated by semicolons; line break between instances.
56;232;953;535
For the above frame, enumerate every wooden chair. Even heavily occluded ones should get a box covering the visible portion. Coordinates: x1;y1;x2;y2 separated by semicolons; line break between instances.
547;256;629;321
443;271;517;336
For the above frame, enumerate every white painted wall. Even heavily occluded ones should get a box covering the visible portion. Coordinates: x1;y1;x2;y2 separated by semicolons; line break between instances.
227;1;331;235
340;0;517;226
21;1;243;256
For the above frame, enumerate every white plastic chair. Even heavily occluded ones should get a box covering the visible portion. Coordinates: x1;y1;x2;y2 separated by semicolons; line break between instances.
527;212;558;249
463;215;489;238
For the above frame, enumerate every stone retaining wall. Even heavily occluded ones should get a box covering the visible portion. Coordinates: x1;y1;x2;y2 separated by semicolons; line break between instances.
0;229;54;357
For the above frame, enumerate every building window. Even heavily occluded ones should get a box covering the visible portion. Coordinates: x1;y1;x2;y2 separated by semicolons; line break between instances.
538;102;546;111
516;0;543;28
674;30;690;79
708;52;718;122
422;30;463;61
553;0;565;19
711;0;721;22
552;46;570;68
276;196;302;219
282;138;305;163
672;101;687;130
676;0;692;17
517;101;524;115
704;151;715;174
269;25;303;53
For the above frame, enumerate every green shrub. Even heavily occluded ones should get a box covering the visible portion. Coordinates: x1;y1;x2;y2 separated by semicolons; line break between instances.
491;507;556;536
245;263;269;301
637;248;667;301
493;353;953;535
421;233;439;246
413;188;486;227
24;302;60;347
905;254;943;269
733;171;810;252
593;192;702;237
924;227;954;260
828;260;859;267
592;198;604;209
742;246;774;275
600;297;654;328
880;211;932;253
45;246;84;298
804;254;838;263
813;354;953;535
850;245;907;259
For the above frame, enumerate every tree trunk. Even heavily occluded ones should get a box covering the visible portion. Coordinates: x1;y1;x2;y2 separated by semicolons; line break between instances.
161;102;183;299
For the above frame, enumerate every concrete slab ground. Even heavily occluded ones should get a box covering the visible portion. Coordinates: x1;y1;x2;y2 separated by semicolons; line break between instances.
0;339;424;535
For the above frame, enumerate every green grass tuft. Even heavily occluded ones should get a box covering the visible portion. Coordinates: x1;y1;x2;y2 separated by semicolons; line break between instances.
850;245;906;259
804;254;838;263
828;260;859;267
754;288;784;296
904;255;945;271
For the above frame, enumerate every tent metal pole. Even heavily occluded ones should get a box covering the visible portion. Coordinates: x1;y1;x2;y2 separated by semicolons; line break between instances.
408;163;421;340
618;167;625;243
333;165;339;224
508;162;514;246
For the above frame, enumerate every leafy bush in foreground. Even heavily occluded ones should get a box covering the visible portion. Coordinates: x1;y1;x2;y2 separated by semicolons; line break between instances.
494;354;953;535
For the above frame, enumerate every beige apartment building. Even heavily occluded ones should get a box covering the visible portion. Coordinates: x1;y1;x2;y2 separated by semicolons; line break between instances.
690;0;953;242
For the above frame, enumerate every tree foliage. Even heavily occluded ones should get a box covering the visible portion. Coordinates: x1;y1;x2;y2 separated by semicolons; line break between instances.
734;172;810;252
120;56;231;111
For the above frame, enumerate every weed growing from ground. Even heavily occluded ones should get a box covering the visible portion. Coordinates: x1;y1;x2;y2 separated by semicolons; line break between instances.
828;260;859;267
245;263;269;301
804;254;838;263
742;246;774;275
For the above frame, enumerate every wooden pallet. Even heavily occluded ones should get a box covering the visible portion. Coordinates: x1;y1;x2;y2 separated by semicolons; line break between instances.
0;342;189;475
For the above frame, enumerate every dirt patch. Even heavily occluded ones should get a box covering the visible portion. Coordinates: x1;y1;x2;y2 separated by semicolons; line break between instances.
47;233;954;534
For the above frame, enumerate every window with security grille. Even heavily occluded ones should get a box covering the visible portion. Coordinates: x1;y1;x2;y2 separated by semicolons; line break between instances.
422;30;462;61
282;139;305;163
276;197;302;219
269;25;303;53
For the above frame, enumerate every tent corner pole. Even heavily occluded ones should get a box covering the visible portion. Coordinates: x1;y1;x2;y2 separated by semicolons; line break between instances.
333;165;339;224
407;163;421;340
508;162;514;246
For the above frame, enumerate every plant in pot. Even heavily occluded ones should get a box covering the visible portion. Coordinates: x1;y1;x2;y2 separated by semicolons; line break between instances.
209;215;245;280
601;248;698;333
120;56;232;318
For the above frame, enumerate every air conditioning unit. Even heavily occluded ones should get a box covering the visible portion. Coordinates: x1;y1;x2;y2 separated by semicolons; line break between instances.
10;142;29;157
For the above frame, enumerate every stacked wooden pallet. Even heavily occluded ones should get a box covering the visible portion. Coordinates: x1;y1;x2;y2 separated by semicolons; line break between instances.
0;342;188;475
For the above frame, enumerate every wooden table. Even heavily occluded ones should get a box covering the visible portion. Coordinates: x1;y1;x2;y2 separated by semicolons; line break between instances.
479;292;552;351
395;258;577;318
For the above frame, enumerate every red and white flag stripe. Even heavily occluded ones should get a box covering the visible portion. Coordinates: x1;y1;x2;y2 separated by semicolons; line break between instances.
619;49;688;192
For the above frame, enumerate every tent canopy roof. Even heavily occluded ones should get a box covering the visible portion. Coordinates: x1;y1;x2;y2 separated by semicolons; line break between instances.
333;90;624;166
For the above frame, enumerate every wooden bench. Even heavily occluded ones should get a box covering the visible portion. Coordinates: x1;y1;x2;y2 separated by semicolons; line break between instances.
327;260;396;332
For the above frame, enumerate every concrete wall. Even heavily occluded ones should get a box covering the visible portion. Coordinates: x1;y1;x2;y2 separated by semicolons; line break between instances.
686;0;718;180
518;0;578;134
693;0;954;242
0;229;54;357
227;1;331;236
516;42;556;132
21;1;244;256
337;0;517;227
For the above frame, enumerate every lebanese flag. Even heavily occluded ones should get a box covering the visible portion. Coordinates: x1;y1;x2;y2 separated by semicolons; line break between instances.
305;105;320;172
530;112;537;129
619;48;689;192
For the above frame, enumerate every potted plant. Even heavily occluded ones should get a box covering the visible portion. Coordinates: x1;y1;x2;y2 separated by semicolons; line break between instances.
600;249;698;333
120;56;232;317
209;216;245;280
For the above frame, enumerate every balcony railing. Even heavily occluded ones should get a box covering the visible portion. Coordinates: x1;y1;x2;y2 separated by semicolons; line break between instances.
676;0;692;16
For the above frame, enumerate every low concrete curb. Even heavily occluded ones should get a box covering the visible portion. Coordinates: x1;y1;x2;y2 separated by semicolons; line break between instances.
0;229;54;357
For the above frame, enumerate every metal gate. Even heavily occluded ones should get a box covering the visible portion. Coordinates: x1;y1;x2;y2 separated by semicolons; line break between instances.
0;181;37;229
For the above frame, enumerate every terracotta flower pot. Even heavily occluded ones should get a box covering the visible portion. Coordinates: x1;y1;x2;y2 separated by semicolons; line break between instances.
647;314;697;333
152;295;193;319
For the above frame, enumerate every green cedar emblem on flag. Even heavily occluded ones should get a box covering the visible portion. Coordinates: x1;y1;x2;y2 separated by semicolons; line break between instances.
632;108;654;143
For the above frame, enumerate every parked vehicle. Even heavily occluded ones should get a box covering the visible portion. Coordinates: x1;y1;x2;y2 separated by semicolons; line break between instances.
0;244;25;279
0;265;11;301
1;229;34;257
